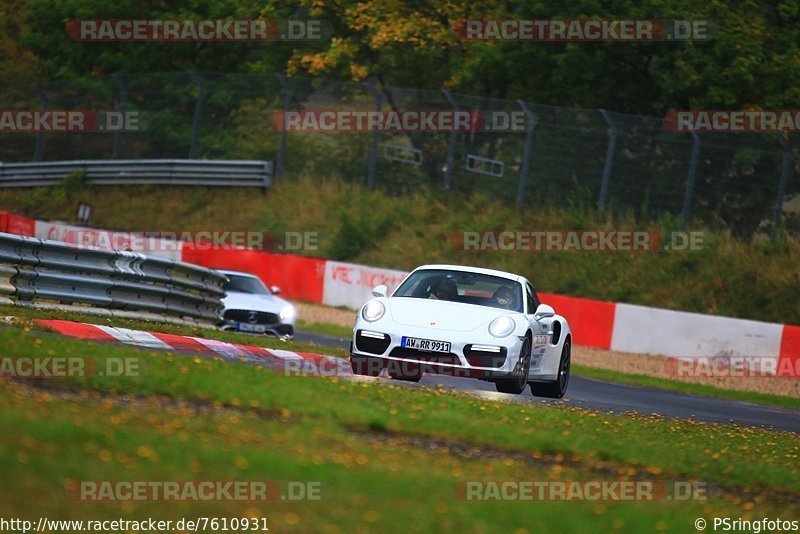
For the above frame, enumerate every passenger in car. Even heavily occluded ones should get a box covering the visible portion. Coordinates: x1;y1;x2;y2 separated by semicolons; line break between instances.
429;278;458;301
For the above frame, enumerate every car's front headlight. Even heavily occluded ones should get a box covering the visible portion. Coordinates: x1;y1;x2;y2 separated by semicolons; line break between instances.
488;315;515;337
279;305;296;322
362;300;385;322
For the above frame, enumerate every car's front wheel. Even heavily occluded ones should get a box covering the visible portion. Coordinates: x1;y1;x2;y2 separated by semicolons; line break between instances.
531;338;570;399
495;336;531;395
350;354;385;377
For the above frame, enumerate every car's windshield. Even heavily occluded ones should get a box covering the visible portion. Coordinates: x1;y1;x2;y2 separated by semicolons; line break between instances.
393;269;523;312
223;275;270;295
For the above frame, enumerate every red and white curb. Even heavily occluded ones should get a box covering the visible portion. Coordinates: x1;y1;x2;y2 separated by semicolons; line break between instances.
36;319;353;377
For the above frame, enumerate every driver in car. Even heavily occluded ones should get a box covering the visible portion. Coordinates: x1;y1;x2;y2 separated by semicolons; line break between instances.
429;278;458;301
493;286;516;309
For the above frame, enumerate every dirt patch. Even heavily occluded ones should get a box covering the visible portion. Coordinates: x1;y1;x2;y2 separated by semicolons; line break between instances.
296;302;355;328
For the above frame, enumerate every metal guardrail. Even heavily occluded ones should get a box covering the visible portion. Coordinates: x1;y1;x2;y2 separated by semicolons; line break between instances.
0;159;272;188
0;232;227;324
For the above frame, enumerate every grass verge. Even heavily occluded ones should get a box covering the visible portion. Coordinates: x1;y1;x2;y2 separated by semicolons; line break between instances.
3;324;800;533
2;325;800;532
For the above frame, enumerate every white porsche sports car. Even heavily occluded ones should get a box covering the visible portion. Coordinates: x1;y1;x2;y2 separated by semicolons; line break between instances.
350;264;571;397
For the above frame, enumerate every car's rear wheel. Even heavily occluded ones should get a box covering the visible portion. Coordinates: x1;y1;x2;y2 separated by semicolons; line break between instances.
495;336;531;395
350;354;384;377
531;338;571;399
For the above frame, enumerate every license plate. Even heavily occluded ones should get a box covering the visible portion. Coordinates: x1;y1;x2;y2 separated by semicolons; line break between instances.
237;323;267;333
401;336;451;353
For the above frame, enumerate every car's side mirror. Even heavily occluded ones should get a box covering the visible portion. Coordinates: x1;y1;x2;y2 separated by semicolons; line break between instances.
534;304;555;319
270;285;281;295
371;284;388;298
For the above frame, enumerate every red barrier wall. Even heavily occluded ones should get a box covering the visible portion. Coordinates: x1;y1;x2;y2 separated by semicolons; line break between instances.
10;214;35;236
778;324;800;376
538;292;616;350
2;212;35;236
182;247;325;304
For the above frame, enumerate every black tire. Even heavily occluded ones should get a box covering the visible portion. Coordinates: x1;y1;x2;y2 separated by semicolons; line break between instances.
495;336;531;395
350;354;384;377
531;338;571;399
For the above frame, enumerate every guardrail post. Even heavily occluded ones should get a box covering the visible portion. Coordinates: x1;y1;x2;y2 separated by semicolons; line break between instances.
187;71;206;159
275;74;291;181
681;132;702;229
597;108;617;211
772;132;792;241
516;100;537;208
363;81;382;192
442;90;459;190
111;74;128;159
263;161;272;189
33;86;48;162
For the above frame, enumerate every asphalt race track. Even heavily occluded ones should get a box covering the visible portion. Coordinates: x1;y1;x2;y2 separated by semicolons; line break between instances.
295;330;800;433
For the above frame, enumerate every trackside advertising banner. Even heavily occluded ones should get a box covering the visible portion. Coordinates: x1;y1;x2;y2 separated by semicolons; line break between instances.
33;220;182;261
322;261;408;310
0;209;796;373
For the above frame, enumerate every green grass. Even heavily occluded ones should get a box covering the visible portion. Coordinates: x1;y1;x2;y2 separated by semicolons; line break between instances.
1;325;799;532
3;326;800;491
573;365;800;411
0;179;798;324
0;328;800;532
296;319;353;339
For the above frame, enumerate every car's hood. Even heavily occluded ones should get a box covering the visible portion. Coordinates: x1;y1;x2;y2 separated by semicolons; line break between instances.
222;291;289;313
387;297;504;332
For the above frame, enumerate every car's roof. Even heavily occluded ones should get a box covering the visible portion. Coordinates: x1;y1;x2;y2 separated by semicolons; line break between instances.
412;264;526;284
216;269;260;279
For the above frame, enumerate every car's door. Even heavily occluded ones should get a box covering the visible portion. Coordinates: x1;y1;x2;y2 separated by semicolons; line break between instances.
525;282;550;372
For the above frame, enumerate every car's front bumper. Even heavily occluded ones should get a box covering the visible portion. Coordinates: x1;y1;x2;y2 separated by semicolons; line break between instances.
220;319;294;338
350;324;526;379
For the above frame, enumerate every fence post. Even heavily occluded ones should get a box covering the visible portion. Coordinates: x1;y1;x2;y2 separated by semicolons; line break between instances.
681;132;702;229
597;108;617;211
772;133;792;241
363;81;382;191
187;71;206;159
275;74;291;181
516;100;537;208
33;86;48;162
111;74;128;159
442;90;459;190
